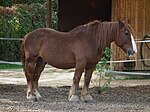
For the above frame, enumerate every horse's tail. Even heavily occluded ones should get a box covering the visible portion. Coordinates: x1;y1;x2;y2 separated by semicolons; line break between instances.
21;42;26;74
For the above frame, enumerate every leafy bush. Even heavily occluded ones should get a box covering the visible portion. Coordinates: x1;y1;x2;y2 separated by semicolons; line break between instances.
0;0;46;7
0;0;58;61
0;40;21;61
51;0;58;30
96;47;115;92
0;0;13;7
0;4;47;61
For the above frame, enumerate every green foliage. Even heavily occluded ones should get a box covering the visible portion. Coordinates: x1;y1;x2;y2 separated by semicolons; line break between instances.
15;0;46;5
0;40;22;61
0;3;47;61
51;0;58;30
101;73;116;92
96;47;115;92
0;0;13;7
96;47;112;72
103;47;112;59
0;0;46;6
0;3;47;38
0;0;58;61
17;3;47;29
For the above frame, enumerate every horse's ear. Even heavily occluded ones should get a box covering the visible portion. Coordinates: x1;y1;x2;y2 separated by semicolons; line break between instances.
118;20;124;29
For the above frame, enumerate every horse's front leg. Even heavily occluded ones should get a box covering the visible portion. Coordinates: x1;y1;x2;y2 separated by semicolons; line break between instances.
81;65;95;102
68;59;87;101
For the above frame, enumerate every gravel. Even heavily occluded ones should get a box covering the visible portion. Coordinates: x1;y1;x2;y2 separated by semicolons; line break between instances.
0;68;150;112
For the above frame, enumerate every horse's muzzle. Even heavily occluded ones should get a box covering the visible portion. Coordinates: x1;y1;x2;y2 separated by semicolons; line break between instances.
127;49;136;59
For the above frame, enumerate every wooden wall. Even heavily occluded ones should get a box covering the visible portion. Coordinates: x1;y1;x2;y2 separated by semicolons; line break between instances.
111;0;150;70
57;0;150;70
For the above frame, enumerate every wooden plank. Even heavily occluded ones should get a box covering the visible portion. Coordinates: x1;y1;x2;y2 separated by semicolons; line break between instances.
136;0;145;70
146;1;150;67
111;0;118;21
130;0;137;71
46;0;51;28
134;0;139;70
126;0;131;22
111;0;150;70
111;0;133;71
130;0;137;35
111;0;123;70
144;0;150;68
145;0;150;34
136;0;144;38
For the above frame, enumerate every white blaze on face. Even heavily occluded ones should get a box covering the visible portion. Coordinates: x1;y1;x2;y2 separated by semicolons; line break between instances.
130;33;137;53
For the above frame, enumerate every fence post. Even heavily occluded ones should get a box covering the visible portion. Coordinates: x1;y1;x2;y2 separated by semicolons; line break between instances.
47;0;51;28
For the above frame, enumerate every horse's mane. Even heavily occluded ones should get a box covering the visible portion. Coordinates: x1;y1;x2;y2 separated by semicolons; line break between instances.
69;20;119;49
85;20;101;26
70;20;118;33
69;20;133;50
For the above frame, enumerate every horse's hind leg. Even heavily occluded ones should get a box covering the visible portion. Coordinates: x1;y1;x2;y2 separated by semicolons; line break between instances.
25;56;45;101
34;57;46;99
25;56;37;101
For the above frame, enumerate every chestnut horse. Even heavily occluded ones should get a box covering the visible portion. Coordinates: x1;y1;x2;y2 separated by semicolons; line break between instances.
21;20;137;102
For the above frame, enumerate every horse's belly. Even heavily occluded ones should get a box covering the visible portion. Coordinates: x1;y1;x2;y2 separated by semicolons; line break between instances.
48;62;76;69
42;53;76;69
40;46;76;69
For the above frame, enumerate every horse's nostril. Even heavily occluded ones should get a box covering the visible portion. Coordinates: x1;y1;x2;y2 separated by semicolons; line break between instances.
127;49;134;56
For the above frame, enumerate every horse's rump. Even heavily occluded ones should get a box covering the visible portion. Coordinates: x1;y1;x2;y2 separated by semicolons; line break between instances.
22;28;77;69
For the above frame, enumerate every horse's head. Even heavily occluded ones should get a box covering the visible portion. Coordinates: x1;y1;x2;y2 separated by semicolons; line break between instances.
115;20;137;58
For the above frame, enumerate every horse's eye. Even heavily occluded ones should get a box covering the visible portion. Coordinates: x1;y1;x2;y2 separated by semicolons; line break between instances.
125;31;129;36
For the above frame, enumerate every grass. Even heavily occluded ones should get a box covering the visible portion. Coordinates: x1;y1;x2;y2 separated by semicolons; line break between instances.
0;63;22;69
122;76;150;80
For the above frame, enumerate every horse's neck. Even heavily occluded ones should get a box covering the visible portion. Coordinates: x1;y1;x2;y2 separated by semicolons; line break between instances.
90;22;118;51
69;23;118;51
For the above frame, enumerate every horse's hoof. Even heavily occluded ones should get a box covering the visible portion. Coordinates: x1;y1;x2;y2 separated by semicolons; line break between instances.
27;90;41;101
34;90;41;100
27;95;37;102
81;94;94;103
68;95;79;102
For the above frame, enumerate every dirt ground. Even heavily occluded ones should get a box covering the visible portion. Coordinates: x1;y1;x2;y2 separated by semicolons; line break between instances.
0;67;150;112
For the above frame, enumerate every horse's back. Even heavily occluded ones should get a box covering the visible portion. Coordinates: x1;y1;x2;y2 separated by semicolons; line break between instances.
23;28;65;51
24;28;64;41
